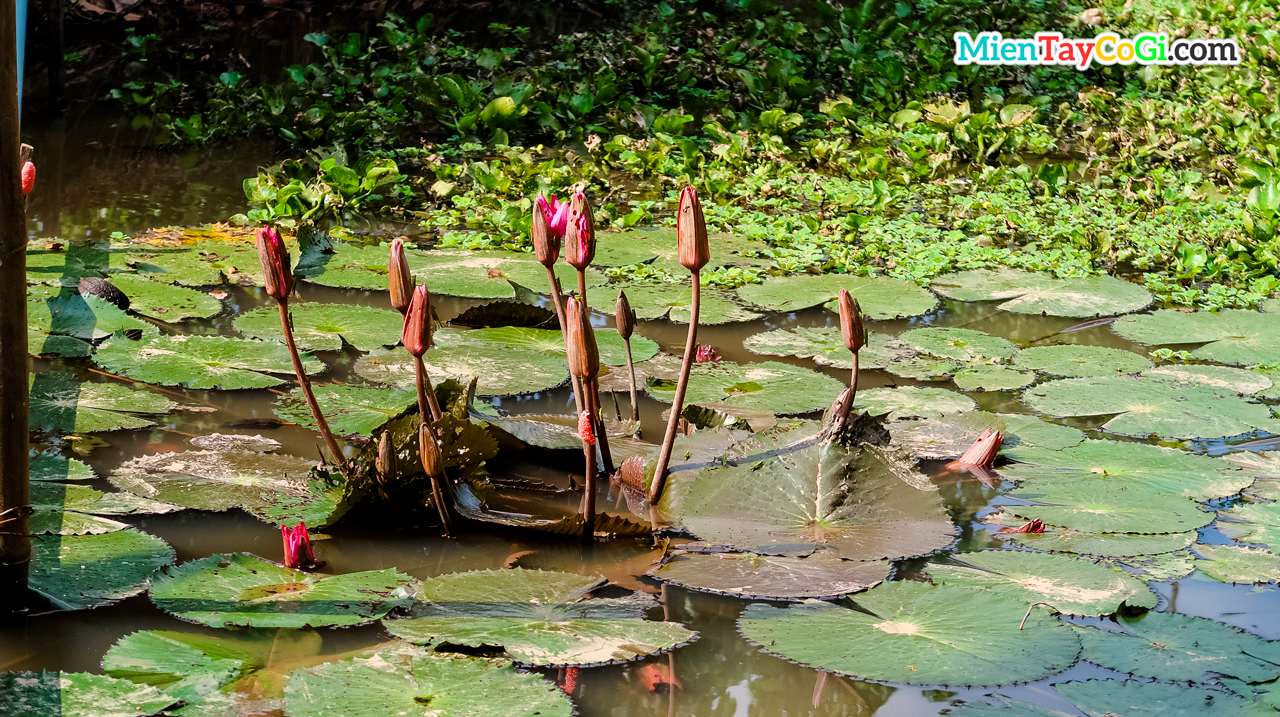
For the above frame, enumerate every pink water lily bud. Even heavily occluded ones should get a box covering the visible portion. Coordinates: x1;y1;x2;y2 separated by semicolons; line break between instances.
389;238;414;314
565;190;596;270
677;186;709;272
949;428;1004;469
419;423;445;479
578;410;597;445
532;195;564;267
837;290;865;354
21;161;35;196
615;290;637;340
564;297;600;379
402;285;432;356
281;521;324;569
695;344;721;363
1001;519;1046;534
255;226;294;301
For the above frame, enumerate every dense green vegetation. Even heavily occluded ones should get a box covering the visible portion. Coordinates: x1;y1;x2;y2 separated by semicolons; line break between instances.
111;0;1280;309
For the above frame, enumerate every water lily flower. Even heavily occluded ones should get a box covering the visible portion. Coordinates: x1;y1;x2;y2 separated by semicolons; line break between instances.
255;226;294;301
695;344;721;363
565;190;596;270
21;161;35;196
615;290;636;340
837;290;865;354
388;238;414;314
677;186;708;272
402;285;432;357
564;297;600;379
1001;519;1046;534
947;428;1004;470
281;521;324;570
578;410;597;445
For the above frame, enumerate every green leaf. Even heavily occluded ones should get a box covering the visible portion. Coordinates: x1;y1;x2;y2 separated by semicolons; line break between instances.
900;327;1018;362
649;551;890;600
613;283;762;325
890;412;1084;459
1007;482;1213;534
854;386;977;421
110;242;225;286
998;527;1196;558
646;360;845;415
357;330;569;397
384;568;693;666
1194;543;1280;584
234;302;403;352
1054;679;1276;717
274;383;419;435
929;550;1156;616
953;365;1037;391
1143;364;1273;395
29;482;180;535
738;581;1081;685
29;372;177;433
737;274;938;319
1078;611;1280;683
30;529;175;610
28;291;155;343
29;451;96;482
107;273;224;322
95;335;323;390
1012;344;1154;378
1111;309;1280;366
930;269;1153;318
743;326;912;370
150;553;415;628
0;671;178;717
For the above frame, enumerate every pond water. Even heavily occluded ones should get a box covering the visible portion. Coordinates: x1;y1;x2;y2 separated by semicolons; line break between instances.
7;111;1280;717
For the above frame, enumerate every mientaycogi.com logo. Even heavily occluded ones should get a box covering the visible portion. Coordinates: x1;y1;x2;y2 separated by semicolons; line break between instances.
953;32;1241;70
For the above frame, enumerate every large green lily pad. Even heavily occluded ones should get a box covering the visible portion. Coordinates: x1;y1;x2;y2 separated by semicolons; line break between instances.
889;412;1084;459
26;240;108;286
1012;344;1154;378
900;327;1018;362
108;273;224;322
0;671;178;717
1111;309;1280;366
28;291;154;343
30;528;175;610
1021;375;1280;439
1194;544;1280;584
1007;482;1213;534
150;553;415;628
1143;364;1273;395
1219;499;1280;551
953;365;1037;391
854;386;977;421
29;482;181;535
646;360;846;415
736;274;938;319
742;326;912;369
383;568;694;666
1054;679;1276;717
595;228;771;274
612;283;762;325
738;580;1081;685
1078;611;1280;683
929;550;1155;616
997;526;1197;558
648;551;890;600
29;451;95;482
273;383;417;435
29;372;177;433
930;269;1153;317
110;242;225;286
95;335;323;390
283;643;573;717
234;302;404;352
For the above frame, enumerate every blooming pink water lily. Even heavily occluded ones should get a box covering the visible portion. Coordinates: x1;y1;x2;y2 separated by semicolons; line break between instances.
695;344;721;363
565;190;596;270
281;521;324;569
537;194;570;238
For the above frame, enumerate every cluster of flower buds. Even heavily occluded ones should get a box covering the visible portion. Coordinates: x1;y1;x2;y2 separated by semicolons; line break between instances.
281;521;324;569
256;227;294;301
389;238;414;314
677;187;709;272
402;286;432;356
21;161;35;197
533;195;570;267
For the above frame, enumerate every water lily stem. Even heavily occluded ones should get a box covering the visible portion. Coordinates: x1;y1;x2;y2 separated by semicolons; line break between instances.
580;424;597;542
622;337;639;422
413;355;444;424
576;267;614;474
277;299;349;477
545;267;586;417
649;273;700;504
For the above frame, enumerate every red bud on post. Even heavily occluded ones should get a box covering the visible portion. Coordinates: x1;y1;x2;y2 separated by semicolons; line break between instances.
837;290;865;354
677;187;709;272
615;290;636;340
388;238;414;314
402;285;432;356
564;297;600;379
256;226;294;301
21;162;35;197
565;190;596;270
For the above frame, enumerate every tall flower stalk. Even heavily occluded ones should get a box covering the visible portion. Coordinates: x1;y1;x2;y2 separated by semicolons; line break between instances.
649;187;709;504
532;194;587;418
827;289;866;431
564;189;614;473
616;289;640;422
419;422;453;536
565;297;601;540
256;227;349;477
403;285;444;424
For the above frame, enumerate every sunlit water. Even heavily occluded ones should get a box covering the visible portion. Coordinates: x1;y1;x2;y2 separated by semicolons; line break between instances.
6;111;1280;716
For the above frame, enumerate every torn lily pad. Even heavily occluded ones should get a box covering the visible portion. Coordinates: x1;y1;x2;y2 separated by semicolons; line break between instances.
890;412;1084;459
646;360;845;416
234;302;404;352
150;553;415;628
648;551;890;600
108;273;224;322
1111;309;1280;366
95;335;323;390
611;283;762;325
737;274;938;319
742;325;911;369
0;671;178;717
383;568;694;666
1078;611;1280;683
854;386;977;421
1012;344;1154;378
29;373;177;433
30;528;175;610
930;269;1153;318
900;327;1018;362
273;383;417;435
1194;544;1280;584
29;483;181;535
737;581;1081;686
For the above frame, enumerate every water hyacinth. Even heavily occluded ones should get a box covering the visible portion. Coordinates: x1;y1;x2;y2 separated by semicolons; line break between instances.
281;522;324;570
388;238;414;314
564;189;596;270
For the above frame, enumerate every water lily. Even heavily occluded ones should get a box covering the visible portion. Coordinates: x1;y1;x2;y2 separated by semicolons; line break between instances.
402;285;443;423
281;521;324;570
534;194;570;266
565;189;596;270
564;297;600;380
21;161;35;197
375;432;396;490
255;226;294;302
837;289;864;394
695;344;721;363
565;296;601;539
1001;519;1046;534
949;428;1004;469
388;238;414;314
677;186;709;272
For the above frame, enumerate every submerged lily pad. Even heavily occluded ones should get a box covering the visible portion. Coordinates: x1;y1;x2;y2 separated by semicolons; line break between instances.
900;327;1018;362
646;360;845;415
1078;611;1280;683
1012;344;1154;378
854;386;977;421
284;643;572;717
737;274;938;319
234;302;403;352
649;551;890;600
273;383;417;435
1007;482;1213;534
1111;309;1280;366
95;335;323;390
30;529;175;610
0;671;178;717
611;284;762;325
890;412;1085;459
742;326;911;369
1054;679;1275;717
1194;544;1280;584
29;373;177;433
383;568;694;666
738;581;1081;685
1022;375;1280;439
150;553;415;628
930;269;1153;317
108;273;224;322
929;550;1155;616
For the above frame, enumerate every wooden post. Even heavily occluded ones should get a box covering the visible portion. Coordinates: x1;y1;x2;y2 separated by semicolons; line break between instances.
0;0;32;611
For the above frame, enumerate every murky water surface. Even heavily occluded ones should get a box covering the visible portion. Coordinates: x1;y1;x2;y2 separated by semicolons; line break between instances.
6;115;1280;716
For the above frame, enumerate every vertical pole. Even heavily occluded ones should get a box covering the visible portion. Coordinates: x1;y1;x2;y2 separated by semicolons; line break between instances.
47;0;64;117
0;0;32;610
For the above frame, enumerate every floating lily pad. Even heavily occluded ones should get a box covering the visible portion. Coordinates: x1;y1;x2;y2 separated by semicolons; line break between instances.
929;550;1155;616
742;326;911;369
953;366;1037;391
29;373;177;433
452;484;656;538
1012;345;1153;378
737;581;1081;685
273;383;417;435
890;412;1084;459
27;329;90;357
150;553;415;628
283;643;572;717
1054;679;1275;717
1194;544;1280;584
0;671;178;717
854;386;977;421
1022;376;1280;439
1144;364;1273;395
1219;499;1280;551
882;355;965;380
1078;611;1280;683
29;483;181;535
108;273;224;322
28;291;154;343
930;269;1153;317
29;451;95;481
646;360;845;415
111;242;225;286
1007;482;1213;534
649;551;890;600
30;528;175;610
947;696;1078;716
26;240;108;286
479;413;651;460
383;568;695;666
1223;676;1280;711
737;274;938;319
234;303;403;352
449;300;558;329
110;448;342;527
596;229;770;274
1114;550;1198;582
95;335;323;390
900;327;1018;362
296;243;531;299
998;528;1197;558
611;284;762;325
1111;309;1280;366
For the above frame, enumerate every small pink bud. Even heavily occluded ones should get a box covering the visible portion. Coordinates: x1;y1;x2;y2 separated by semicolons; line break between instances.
615;290;637;340
281;522;324;569
837;290;865;354
389;239;414;314
402;285;431;356
21;162;35;197
677;187;709;272
255;226;294;301
564;190;596;270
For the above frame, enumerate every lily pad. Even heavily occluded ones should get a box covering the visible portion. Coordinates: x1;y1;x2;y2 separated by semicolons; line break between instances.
108;273;224;322
0;671;178;717
953;366;1037;391
1114;550;1198;582
1194;544;1280;584
29;372;177;433
111;242;226;286
1111;309;1280;366
283;643;572;717
1054;679;1275;717
1143;364;1273;395
646;360;846;415
1078;611;1280;683
1021;375;1280;439
234;303;404;352
890;412;1084;459
26;240;108;286
998;528;1197;558
1012;345;1154;378
930;269;1153;317
29;483;181;535
30;528;175;610
1219;499;1280;551
882;355;966;380
737;580;1081;685
649;551;890;600
900;327;1018;362
929;550;1156;616
150;553;415;628
854;386;977;421
273;383;417;435
95;335;323;390
736;274;938;319
28;291;154;343
611;283;762;325
383;568;695;666
1007;482;1213;534
742;326;912;369
29;451;95;481
110;448;342;527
